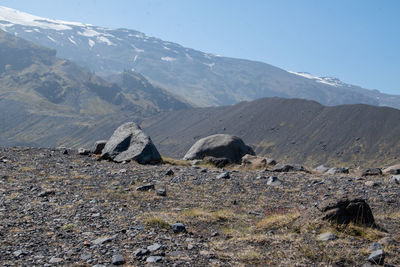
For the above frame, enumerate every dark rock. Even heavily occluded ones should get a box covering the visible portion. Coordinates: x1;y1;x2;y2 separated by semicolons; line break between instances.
146;256;163;263
38;190;55;197
326;167;349;174
368;249;385;265
362;168;382;176
133;248;149;257
111;254;125;265
216;172;230;179
382;164;400;175
165;169;174;176
101;122;161;164
317;197;375;226
172;223;186;233
200;168;208;173
183;134;254;163
272;163;308;172
136;183;155;191
78;147;90;155
92;140;107;155
202;156;231;168
156;188;166;196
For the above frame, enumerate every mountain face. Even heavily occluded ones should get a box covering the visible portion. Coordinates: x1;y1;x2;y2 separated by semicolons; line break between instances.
0;6;399;109
0;30;190;147
142;97;400;168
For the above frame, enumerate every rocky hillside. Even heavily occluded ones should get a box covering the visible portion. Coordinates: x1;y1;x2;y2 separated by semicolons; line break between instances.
143;97;400;168
1;5;399;108
0;147;399;266
0;30;190;147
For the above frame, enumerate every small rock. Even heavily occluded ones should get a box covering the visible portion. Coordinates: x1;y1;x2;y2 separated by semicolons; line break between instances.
111;254;125;265
13;250;28;257
165;169;174;176
38;190;55;197
255;175;267;180
365;181;380;187
49;257;63;264
80;253;92;261
382;164;400;175
313;165;330;173
133;248;149;257
200;168;207;173
390;175;400;184
93;236;113;245
267;176;282;186
211;232;219;237
216;172;230;179
172;223;186;233
146;256;163;263
156;188;167;196
78;147;90;155
326;167;349;174
368;249;385;265
92;140;107;155
362;168;382;176
147;243;162;252
316;232;338;241
136;184;155;191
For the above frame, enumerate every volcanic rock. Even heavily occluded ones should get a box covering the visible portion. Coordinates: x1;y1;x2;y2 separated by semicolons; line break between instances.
317;197;375;226
101;122;161;164
183;134;254;163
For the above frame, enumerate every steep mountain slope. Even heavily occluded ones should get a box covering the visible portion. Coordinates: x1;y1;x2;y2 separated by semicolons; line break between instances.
143;98;400;167
0;6;399;108
0;30;190;147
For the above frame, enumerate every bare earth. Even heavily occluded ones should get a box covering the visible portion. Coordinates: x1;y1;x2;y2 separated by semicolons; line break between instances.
0;147;399;266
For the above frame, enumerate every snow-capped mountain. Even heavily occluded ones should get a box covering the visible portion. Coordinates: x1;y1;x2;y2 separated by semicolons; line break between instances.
1;5;399;109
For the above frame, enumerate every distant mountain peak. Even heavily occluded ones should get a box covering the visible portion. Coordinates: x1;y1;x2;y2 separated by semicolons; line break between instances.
287;70;350;88
0;6;89;31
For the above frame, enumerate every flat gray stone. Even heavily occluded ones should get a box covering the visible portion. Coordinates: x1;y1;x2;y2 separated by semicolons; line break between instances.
112;254;125;265
147;243;162;252
93;236;113;245
146;256;163;263
216;172;230;179
316;232;338;241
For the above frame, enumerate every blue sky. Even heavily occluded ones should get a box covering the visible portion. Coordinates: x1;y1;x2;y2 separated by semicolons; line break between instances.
2;0;400;94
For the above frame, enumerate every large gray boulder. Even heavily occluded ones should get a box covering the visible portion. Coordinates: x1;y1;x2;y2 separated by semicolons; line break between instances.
101;122;161;164
183;134;254;163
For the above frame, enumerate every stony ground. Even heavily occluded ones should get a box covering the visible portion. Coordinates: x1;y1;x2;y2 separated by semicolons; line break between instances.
0;147;399;266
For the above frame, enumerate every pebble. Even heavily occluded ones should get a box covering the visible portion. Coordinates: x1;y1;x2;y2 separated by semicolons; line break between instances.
146;256;163;263
13;250;29;257
136;183;155;191
217;172;230;179
93;236;113;245
165;169;174;176
156;188;167;196
147;243;162;252
111;254;125;265
49;257;63;264
172;223;186;233
133;248;149;257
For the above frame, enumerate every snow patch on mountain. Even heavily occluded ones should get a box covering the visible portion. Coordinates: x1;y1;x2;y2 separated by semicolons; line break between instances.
288;71;348;87
0;5;87;30
97;36;114;46
88;39;95;48
161;56;176;62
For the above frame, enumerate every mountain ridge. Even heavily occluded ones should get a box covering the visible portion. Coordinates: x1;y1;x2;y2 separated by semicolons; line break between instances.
0;5;399;109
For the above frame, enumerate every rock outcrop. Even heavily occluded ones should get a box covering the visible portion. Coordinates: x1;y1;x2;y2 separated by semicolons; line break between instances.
101;122;161;164
183;134;254;163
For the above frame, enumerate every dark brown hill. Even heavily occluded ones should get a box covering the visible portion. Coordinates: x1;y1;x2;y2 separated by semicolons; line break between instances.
143;98;400;167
